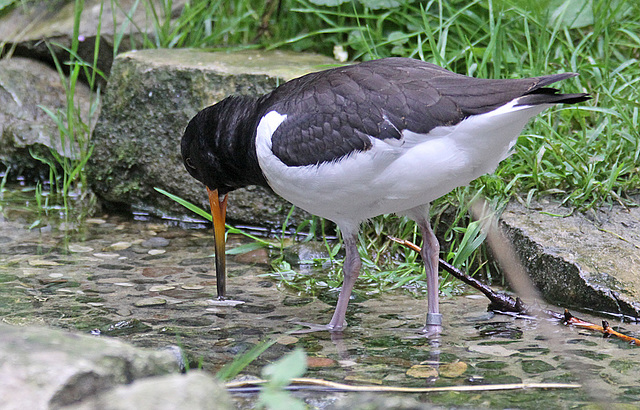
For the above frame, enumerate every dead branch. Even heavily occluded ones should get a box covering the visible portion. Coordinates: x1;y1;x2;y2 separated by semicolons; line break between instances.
564;310;640;344
389;236;639;345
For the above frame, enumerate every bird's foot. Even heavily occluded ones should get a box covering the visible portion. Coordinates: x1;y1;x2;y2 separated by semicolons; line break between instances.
421;325;442;337
421;313;443;337
290;321;346;334
207;298;245;307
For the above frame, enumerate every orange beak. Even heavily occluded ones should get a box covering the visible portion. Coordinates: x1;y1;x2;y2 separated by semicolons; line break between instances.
207;187;228;299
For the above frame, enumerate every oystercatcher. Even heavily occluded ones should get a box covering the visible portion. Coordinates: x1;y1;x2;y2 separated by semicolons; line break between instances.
181;57;589;333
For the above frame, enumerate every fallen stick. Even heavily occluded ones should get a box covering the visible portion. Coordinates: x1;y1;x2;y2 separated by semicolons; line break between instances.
226;377;580;393
388;236;640;345
389;236;527;314
564;310;640;344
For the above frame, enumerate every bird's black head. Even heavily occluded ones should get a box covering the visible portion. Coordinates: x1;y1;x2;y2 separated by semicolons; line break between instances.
181;104;224;191
181;96;265;195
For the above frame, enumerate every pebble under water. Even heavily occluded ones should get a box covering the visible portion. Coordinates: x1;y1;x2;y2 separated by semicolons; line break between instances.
1;189;640;409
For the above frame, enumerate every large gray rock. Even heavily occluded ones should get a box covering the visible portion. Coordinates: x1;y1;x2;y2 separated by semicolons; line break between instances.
87;49;337;228
0;323;183;409
64;371;231;410
0;0;186;78
501;200;640;318
0;57;94;175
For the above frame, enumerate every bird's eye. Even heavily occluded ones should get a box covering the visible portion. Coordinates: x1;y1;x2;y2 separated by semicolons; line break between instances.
186;158;196;169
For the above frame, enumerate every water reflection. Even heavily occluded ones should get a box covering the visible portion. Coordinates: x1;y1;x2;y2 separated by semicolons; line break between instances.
1;187;639;408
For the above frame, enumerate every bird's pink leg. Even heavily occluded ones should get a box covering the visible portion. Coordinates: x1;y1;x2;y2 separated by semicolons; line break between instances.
327;233;361;331
415;219;442;334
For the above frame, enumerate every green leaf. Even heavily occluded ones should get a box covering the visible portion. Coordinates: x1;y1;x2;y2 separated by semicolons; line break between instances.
262;348;307;387
388;274;421;290
0;0;18;12
28;220;41;230
360;0;408;10
154;187;212;221
225;241;268;255
387;31;409;45
215;339;276;381
258;390;306;410
307;0;350;6
549;0;594;29
451;220;487;268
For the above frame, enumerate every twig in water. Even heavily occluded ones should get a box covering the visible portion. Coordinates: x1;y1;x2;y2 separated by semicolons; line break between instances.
226;377;580;393
564;310;640;344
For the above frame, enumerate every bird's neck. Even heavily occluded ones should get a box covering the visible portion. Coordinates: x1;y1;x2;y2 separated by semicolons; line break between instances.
213;96;269;193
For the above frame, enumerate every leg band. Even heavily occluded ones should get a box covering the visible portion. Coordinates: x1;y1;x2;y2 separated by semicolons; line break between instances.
426;313;443;326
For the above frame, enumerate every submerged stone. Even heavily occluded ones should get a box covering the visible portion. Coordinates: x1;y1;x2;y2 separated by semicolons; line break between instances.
609;359;638;374
147;249;167;255
68;244;94;253
406;364;438;379
141;237;170;248
475;360;509;369
181;284;205;290
439;361;469;378
282;296;314;306
0;273;18;283
475;322;524;339
236;304;276;315
102;319;152;336
141;267;184;277
134;298;168;307
149;285;176;292
568;349;612;361
521;359;556;374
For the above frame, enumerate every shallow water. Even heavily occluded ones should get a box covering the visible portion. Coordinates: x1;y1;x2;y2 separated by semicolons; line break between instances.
1;190;640;409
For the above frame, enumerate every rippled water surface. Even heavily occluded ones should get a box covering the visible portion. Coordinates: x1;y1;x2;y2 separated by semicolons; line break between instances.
1;188;639;409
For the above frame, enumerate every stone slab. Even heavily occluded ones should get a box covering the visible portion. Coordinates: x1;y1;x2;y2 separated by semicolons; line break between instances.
0;323;182;409
0;0;186;77
0;57;94;176
501;200;640;319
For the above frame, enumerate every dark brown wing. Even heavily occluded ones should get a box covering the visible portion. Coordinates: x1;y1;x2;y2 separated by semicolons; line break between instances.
259;57;588;167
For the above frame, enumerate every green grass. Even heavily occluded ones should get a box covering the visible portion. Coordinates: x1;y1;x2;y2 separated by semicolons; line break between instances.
11;0;104;222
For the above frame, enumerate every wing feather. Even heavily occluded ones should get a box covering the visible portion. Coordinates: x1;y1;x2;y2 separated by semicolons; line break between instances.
258;58;587;167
